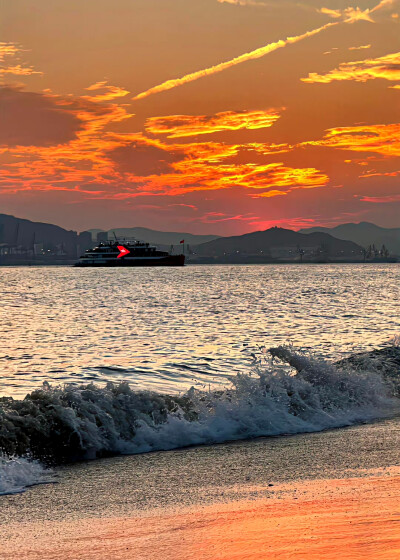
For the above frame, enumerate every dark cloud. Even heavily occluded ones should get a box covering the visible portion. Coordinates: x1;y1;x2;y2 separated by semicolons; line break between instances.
109;142;183;176
0;86;81;147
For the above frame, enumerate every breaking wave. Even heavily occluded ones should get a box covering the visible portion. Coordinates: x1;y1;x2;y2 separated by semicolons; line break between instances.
0;346;399;480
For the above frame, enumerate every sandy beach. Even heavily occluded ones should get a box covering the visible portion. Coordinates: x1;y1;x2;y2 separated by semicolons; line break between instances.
1;418;399;560
1;470;399;560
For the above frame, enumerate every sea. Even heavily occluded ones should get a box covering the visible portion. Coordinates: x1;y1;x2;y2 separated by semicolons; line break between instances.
0;263;399;497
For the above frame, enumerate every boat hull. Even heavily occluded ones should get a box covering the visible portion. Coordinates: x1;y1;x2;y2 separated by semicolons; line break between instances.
75;254;185;267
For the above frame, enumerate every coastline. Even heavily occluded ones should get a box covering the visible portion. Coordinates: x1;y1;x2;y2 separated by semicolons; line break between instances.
1;418;399;559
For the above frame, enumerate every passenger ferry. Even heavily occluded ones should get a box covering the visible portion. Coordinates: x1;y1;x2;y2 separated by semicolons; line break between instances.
75;240;185;267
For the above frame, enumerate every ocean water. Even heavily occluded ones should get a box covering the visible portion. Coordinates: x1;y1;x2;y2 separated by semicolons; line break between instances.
0;264;399;495
1;264;399;397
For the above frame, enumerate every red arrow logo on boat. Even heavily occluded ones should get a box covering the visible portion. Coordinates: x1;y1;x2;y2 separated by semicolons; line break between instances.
117;245;130;258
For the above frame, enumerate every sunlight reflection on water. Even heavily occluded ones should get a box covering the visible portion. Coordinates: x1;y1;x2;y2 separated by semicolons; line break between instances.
0;264;399;397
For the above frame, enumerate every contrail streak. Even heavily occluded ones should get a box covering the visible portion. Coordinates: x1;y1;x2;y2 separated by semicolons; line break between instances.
371;0;397;13
132;21;338;101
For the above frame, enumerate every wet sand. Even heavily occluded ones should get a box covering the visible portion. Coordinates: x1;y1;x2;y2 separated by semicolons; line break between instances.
1;471;399;560
1;418;400;559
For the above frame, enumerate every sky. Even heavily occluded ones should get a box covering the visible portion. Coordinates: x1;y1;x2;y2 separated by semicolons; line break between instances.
1;0;400;234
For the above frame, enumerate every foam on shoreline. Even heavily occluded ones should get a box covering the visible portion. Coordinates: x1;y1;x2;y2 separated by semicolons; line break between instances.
0;345;398;495
0;456;51;496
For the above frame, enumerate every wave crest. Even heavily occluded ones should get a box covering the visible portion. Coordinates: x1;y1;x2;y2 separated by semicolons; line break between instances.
0;346;399;465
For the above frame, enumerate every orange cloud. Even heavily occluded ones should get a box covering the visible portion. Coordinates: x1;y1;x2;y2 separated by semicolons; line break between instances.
360;194;400;202
84;81;130;102
342;7;375;23
319;0;397;23
302;52;400;84
360;169;400;178
348;44;371;50
0;64;42;77
304;123;400;157
0;83;326;203
255;189;289;197
0;42;20;62
119;157;328;198
132;22;338;100
0;85;134;192
145;109;282;138
319;8;342;19
248;164;328;194
0;42;41;77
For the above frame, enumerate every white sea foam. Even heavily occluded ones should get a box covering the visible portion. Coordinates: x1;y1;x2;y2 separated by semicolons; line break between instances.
0;346;398;468
128;349;399;454
0;456;51;496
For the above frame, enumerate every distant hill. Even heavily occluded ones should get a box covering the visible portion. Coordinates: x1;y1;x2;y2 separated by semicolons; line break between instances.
0;214;92;262
299;223;400;255
194;227;363;262
0;214;77;251
89;227;221;246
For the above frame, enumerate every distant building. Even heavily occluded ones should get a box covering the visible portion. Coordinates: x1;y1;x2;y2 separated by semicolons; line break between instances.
96;231;109;243
78;231;93;250
33;243;44;255
270;246;312;259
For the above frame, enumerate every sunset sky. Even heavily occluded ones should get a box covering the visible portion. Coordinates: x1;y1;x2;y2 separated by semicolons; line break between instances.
1;0;400;234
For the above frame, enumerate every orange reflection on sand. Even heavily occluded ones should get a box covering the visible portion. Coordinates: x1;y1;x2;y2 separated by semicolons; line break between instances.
2;471;399;560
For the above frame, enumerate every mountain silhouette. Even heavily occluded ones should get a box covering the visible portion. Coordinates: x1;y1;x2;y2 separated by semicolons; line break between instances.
195;227;363;261
299;223;400;255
